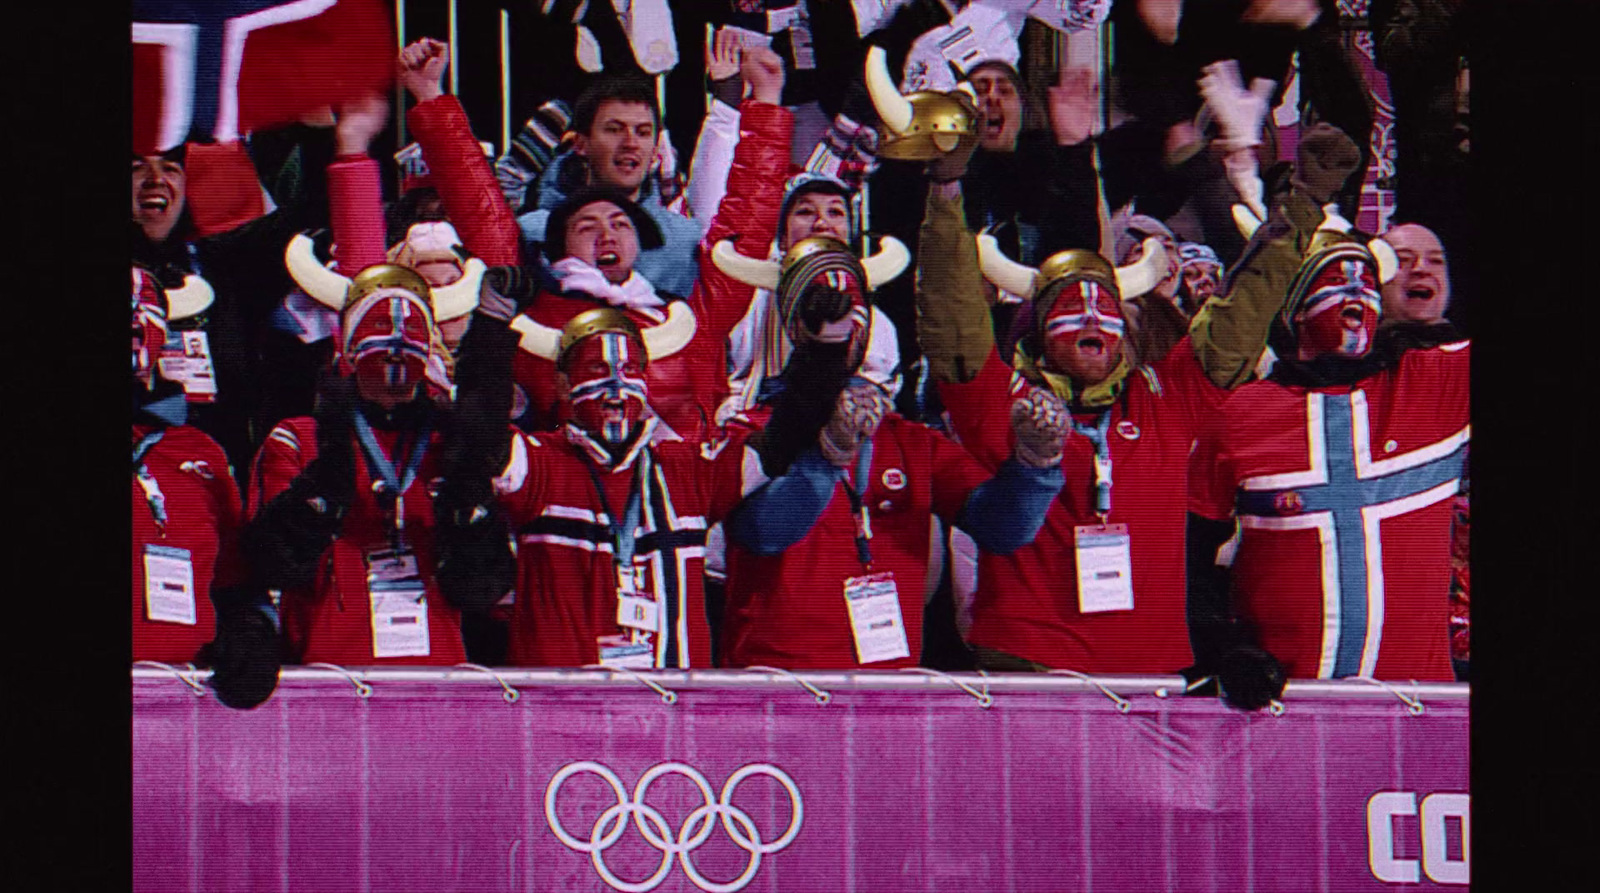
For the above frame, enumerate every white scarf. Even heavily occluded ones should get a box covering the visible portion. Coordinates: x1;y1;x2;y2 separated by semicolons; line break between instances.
550;257;666;321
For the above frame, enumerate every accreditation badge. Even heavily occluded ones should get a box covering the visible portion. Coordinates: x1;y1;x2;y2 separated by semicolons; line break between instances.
597;634;655;669
158;330;218;403
1074;524;1134;613
844;571;911;664
143;543;196;625
365;548;430;658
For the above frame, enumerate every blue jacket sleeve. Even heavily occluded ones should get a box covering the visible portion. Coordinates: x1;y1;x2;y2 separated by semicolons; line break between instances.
724;446;843;557
955;459;1064;555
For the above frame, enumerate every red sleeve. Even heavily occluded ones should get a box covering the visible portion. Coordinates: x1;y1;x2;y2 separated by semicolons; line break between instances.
692;101;795;342
247;420;316;519
493;430;550;524
700;429;756;523
1151;334;1229;442
920;423;998;523
326;156;388;272
934;348;1017;471
202;436;248;589
1187;402;1237;521
1402;340;1470;431
407;95;523;267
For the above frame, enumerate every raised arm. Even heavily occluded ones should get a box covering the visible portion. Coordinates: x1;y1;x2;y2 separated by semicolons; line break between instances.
401;39;524;267
324;93;392;272
683;27;747;230
1187;124;1362;389
914;173;993;385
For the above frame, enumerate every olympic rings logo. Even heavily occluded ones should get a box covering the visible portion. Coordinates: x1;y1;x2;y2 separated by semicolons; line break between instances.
544;761;803;893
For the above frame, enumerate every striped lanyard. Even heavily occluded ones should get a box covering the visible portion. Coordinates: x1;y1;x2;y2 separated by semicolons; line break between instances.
352;410;433;545
839;439;877;569
582;450;649;574
1067;410;1113;520
133;431;168;535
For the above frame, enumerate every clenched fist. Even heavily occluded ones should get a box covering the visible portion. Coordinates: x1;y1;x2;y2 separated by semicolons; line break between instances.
1010;385;1070;468
821;383;890;468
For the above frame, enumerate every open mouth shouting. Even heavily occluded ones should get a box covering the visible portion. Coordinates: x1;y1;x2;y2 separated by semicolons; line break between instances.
1405;283;1436;303
596;251;621;268
1076;334;1107;357
611;155;643;179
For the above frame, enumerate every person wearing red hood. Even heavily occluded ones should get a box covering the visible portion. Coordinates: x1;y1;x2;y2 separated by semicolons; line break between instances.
133;267;279;708
396;38;793;442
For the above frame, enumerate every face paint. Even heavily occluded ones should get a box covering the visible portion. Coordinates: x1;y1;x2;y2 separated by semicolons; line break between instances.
1041;279;1126;385
131;268;169;388
566;332;650;445
1293;258;1382;360
342;289;436;402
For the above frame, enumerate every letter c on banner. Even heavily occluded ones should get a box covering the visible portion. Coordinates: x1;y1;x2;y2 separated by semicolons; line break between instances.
1420;793;1470;885
1367;791;1420;884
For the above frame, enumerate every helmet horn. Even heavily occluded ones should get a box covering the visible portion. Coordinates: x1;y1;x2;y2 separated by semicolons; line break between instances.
285;233;354;311
865;46;914;135
976;234;1039;299
861;236;911;291
165;274;214;321
711;239;782;291
429;257;487;322
1114;237;1169;298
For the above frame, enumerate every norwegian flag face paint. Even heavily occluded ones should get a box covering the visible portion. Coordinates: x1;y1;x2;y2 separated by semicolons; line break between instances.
342;288;435;397
1044;280;1125;346
566;333;650;445
1294;258;1382;359
131;267;169;387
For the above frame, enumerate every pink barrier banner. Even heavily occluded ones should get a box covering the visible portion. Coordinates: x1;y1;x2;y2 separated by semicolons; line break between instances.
133;668;1469;892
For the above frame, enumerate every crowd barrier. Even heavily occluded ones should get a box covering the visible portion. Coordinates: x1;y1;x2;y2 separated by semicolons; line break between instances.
133;667;1468;892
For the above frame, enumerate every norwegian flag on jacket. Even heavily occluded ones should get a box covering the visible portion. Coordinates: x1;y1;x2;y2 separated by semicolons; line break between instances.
132;0;394;155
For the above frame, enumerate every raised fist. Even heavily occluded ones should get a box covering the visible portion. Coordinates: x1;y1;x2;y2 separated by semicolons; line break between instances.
399;38;449;104
1291;123;1362;204
820;383;890;467
334;92;390;156
1010;385;1070;468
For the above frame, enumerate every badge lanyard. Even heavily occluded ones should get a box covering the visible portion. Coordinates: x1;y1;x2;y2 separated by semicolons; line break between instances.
582;450;650;584
133;430;169;536
839;439;876;569
1067;411;1114;521
352;410;433;546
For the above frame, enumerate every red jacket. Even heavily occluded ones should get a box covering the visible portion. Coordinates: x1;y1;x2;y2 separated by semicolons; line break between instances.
248;416;466;666
133;425;244;663
1189;342;1470;681
409;95;793;441
493;423;749;668
721;414;994;670
938;340;1226;674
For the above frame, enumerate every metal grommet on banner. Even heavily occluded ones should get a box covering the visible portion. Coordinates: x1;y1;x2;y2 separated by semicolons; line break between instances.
746;665;832;706
133;660;209;697
900;668;994;708
453;663;521;703
1267;699;1287;717
306;662;373;698
1047;669;1133;714
1348;676;1425;716
584;664;678;705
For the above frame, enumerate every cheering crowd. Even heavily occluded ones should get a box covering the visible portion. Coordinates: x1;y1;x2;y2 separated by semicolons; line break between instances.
131;0;1469;710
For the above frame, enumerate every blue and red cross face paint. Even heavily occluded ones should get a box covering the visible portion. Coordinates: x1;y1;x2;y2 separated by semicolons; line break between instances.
1043;279;1126;356
1293;257;1382;360
340;288;436;396
566;332;650;445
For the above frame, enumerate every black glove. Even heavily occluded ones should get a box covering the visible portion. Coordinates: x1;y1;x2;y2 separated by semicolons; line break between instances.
308;372;359;511
478;265;541;324
709;73;743;109
1290;123;1362;204
202;586;282;710
796;283;854;339
433;495;517;614
1216;644;1287;711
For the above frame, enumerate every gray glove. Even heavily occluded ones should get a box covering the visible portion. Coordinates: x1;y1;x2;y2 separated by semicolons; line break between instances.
820;383;890;468
1011;385;1070;468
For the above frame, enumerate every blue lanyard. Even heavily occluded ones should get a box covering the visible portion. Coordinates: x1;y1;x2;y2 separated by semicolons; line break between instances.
582;451;649;570
1067;411;1113;519
133;431;168;530
839;439;876;569
352;410;432;540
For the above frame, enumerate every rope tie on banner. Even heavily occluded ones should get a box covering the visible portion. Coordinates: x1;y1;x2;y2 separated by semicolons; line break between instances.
899;668;994;708
452;663;521;703
306;662;373;698
1046;669;1133;714
1347;676;1425;716
133;660;209;697
583;664;678;705
746;666;832;706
